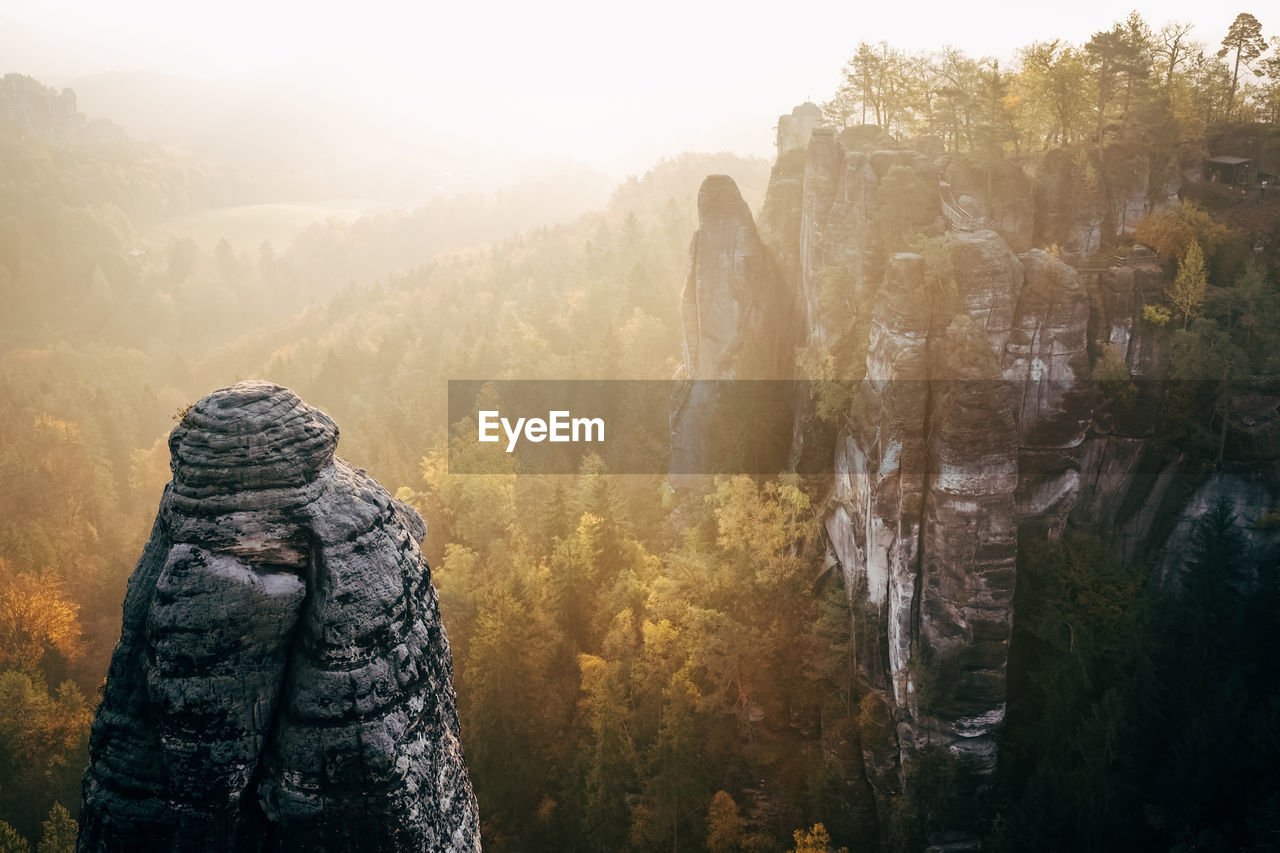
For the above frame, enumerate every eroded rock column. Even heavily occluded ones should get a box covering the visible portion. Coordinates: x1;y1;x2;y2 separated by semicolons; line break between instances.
78;381;480;853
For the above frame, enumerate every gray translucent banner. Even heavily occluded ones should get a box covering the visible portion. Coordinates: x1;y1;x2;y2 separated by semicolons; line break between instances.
446;379;1275;475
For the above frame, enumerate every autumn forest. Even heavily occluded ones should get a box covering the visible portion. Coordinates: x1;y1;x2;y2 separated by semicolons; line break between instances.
3;7;1280;853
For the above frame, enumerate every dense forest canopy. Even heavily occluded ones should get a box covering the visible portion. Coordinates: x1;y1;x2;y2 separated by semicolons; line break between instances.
1;7;1279;852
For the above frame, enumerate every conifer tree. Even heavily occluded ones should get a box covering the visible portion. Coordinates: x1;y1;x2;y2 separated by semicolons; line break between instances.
1218;13;1267;114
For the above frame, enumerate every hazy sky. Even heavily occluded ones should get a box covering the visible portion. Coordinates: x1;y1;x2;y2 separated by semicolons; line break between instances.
0;0;1250;181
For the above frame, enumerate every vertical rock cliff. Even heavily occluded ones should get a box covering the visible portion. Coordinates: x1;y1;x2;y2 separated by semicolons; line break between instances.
676;108;1214;834
830;230;1082;788
78;381;480;853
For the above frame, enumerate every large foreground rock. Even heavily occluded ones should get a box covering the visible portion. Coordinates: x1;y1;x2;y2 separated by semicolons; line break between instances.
78;381;480;853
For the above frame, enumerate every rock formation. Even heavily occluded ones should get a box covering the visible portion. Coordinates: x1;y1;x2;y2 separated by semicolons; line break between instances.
1032;144;1180;253
831;231;1089;786
676;107;1259;836
679;174;794;380
670;175;796;479
775;101;823;156
78;381;480;853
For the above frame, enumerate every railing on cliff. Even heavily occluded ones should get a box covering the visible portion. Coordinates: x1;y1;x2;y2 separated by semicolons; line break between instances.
934;175;1136;272
1058;249;1130;272
938;179;993;231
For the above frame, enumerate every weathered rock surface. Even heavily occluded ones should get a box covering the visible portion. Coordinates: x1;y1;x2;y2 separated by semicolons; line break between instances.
1032;145;1179;253
828;252;932;719
795;128;881;345
78;381;480;853
827;231;1078;782
943;158;1035;252
719;121;1112;799
680;107;1276;842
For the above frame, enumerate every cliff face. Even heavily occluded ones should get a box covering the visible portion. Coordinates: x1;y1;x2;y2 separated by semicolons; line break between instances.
78;381;479;853
677;113;1215;818
1032;143;1180;253
832;231;1094;785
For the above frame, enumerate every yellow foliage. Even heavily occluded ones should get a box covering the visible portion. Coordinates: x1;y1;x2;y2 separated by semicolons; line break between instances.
0;671;92;773
709;476;812;589
1134;200;1230;261
1170;239;1208;329
0;559;82;670
31;414;78;442
791;822;849;853
711;476;809;556
577;652;607;684
1142;304;1172;327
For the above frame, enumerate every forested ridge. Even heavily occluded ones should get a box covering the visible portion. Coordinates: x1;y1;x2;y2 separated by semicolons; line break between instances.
2;8;1280;852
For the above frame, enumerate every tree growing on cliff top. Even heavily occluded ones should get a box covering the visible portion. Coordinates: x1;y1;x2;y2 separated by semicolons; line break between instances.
1171;240;1208;329
1218;13;1267;115
1085;22;1148;143
972;65;1018;196
826;41;916;136
1120;12;1156;117
1155;21;1197;88
1263;37;1280;123
1013;41;1093;147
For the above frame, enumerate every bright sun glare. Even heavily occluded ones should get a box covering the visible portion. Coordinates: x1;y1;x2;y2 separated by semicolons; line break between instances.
0;0;1237;183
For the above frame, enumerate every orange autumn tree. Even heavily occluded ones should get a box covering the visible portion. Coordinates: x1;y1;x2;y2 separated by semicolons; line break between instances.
0;559;82;672
1134;199;1230;261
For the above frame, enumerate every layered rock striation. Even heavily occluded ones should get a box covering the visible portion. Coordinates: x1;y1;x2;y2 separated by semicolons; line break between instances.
78;381;479;853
